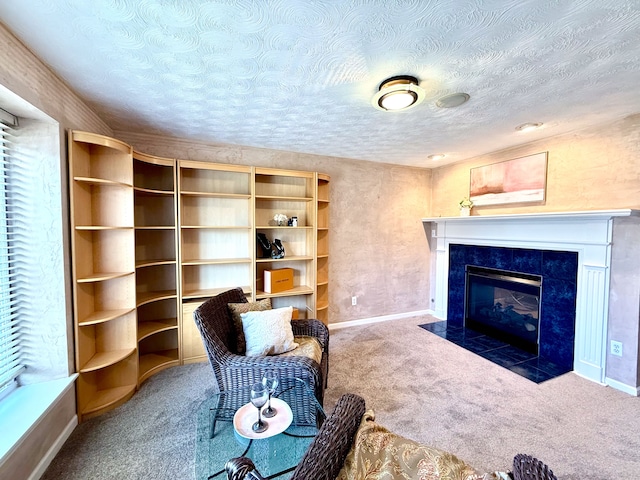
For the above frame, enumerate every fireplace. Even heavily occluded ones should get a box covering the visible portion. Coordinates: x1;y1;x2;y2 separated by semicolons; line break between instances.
423;209;639;394
447;244;577;371
465;266;542;355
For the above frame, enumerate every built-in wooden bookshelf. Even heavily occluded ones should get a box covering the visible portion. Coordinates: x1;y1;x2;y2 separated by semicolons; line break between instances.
133;152;180;383
69;131;137;421
254;168;316;318
69;131;330;419
177;161;253;362
316;174;330;324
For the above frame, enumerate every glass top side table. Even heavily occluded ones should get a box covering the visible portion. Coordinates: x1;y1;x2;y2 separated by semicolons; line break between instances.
195;377;326;480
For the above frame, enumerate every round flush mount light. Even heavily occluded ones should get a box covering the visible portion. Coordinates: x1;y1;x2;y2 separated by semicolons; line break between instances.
428;154;446;161
435;92;470;108
372;75;425;111
515;122;543;132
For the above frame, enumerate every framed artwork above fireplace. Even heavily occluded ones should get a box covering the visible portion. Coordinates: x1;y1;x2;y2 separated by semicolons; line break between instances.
469;152;548;206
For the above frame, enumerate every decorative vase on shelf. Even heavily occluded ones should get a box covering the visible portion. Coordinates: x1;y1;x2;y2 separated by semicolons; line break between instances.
458;197;473;216
273;213;288;226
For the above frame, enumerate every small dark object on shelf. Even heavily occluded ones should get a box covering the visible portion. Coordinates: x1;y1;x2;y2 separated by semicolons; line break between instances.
271;239;285;259
257;233;271;258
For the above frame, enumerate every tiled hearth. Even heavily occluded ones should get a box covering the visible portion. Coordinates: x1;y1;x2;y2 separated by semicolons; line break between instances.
422;210;638;391
419;321;571;383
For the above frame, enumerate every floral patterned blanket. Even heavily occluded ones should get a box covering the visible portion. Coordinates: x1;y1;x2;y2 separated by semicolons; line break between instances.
336;410;509;480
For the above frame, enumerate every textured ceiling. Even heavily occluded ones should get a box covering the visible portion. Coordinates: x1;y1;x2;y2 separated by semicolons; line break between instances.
1;0;639;167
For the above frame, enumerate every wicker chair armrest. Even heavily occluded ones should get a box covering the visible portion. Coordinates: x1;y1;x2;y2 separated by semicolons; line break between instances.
224;394;365;480
291;318;329;351
289;393;365;480
512;454;558;480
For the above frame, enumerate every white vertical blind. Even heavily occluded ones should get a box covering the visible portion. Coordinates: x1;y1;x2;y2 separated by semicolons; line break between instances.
0;108;25;397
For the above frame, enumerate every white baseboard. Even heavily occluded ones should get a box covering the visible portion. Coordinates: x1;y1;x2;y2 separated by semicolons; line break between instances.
604;377;640;396
328;310;431;331
29;416;77;480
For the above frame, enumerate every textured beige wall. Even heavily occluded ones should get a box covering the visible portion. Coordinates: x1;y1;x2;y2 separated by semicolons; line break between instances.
0;23;113;480
117;131;433;324
608;217;640;387
430;114;640;217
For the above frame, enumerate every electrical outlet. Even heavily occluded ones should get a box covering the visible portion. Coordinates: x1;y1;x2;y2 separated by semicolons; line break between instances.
351;296;357;306
611;340;623;357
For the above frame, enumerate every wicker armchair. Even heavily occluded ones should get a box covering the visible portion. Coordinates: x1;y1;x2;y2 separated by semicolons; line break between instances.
225;393;366;480
193;287;329;406
512;454;558;480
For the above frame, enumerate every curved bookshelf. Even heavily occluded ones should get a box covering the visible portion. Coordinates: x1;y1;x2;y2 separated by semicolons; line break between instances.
70;131;137;422
134;152;179;387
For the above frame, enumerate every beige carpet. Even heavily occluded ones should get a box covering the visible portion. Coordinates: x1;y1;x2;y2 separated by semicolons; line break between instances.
41;314;639;479
324;315;640;480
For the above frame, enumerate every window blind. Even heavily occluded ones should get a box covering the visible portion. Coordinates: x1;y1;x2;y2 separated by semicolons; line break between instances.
0;108;25;398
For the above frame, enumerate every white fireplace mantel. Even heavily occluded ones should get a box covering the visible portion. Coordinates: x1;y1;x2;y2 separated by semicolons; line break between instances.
422;209;638;389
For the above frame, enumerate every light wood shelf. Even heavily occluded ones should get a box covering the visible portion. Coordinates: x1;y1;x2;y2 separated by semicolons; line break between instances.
139;350;180;383
76;271;134;283
79;348;137;373
182;285;253;300
136;290;178;307
182;257;252;265
138;319;178;341
136;259;177;268
78;308;136;327
81;384;137;417
256;255;314;263
255;285;315;298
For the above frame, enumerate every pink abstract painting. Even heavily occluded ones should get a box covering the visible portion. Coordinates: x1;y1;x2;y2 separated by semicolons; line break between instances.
470;152;547;206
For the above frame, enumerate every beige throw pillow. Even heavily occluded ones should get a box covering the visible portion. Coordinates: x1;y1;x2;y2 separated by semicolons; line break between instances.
228;298;271;354
241;306;298;356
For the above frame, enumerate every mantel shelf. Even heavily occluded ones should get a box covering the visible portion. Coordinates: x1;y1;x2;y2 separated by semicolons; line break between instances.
422;209;638;224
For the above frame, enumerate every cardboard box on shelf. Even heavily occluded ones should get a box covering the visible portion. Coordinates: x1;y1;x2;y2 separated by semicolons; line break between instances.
264;268;294;293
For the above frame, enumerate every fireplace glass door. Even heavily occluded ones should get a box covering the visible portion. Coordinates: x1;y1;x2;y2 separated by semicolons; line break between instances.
465;266;542;354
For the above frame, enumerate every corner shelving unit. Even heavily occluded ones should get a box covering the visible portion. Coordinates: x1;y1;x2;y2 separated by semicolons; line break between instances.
316;174;330;324
133;152;180;384
178;161;253;363
69;131;137;421
254;168;316;318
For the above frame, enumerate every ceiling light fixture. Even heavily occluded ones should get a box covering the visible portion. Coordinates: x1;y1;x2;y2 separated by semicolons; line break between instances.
428;154;446;161
372;75;425;111
435;93;470;108
515;122;543;132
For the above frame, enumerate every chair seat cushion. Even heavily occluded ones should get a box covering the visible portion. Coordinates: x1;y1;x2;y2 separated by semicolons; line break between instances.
241;306;298;356
279;336;322;365
228;298;272;354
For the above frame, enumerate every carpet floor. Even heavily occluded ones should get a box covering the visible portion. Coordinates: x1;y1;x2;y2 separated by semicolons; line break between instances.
41;315;640;479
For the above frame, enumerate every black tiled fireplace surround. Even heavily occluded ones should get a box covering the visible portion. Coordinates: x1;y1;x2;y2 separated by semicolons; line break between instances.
421;244;578;383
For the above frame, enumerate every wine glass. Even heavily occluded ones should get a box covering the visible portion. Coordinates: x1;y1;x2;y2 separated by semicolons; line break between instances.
261;370;279;418
250;382;269;433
